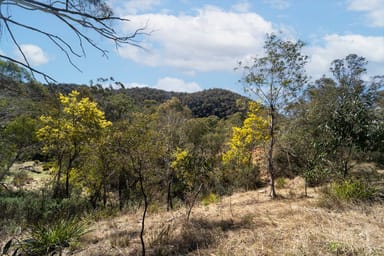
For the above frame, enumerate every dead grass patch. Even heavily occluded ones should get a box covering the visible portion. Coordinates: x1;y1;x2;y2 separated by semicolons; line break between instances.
34;176;384;256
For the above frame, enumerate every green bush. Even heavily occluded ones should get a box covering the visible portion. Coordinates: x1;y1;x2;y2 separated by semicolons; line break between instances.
3;219;89;256
0;190;92;225
201;193;219;206
319;179;377;209
330;180;377;202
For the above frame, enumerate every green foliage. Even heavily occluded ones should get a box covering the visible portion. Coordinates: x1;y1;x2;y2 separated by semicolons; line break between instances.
201;193;219;206
0;59;32;83
330;180;377;202
239;33;309;197
280;54;383;187
0;190;91;225
181;88;247;118
319;179;377;209
111;87;246;118
4;219;88;256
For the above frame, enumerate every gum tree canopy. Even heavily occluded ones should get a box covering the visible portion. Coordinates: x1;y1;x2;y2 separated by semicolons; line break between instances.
0;0;146;81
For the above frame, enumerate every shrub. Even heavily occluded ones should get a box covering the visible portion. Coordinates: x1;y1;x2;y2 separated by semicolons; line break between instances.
3;219;89;256
330;180;377;202
319;179;377;209
0;190;92;225
201;193;219;206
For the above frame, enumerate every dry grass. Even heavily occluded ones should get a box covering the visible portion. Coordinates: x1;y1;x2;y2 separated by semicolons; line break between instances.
71;178;384;256
6;161;51;190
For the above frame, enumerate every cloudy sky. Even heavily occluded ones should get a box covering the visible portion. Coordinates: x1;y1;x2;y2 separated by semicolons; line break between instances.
1;0;383;94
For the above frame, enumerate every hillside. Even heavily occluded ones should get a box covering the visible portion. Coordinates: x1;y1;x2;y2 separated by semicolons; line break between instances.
51;84;248;118
74;180;384;256
106;87;248;118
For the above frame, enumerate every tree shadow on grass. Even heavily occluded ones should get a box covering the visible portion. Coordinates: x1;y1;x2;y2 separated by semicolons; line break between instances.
148;215;267;256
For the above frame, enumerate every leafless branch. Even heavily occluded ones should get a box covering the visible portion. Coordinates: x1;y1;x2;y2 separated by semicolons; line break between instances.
0;0;148;82
0;54;56;82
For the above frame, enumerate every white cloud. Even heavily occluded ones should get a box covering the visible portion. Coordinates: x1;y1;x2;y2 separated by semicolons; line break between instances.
347;0;384;27
263;0;290;10
154;77;201;92
16;44;49;66
306;34;384;79
119;6;275;72
125;77;201;92
126;82;149;88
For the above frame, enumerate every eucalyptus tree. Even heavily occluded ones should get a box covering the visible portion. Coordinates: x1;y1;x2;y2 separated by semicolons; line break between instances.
323;54;383;177
238;34;308;197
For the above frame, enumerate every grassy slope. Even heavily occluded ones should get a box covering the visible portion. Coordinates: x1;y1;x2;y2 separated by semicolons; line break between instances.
77;178;384;256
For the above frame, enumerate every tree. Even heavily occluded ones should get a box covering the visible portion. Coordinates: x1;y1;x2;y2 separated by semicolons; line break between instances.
36;90;111;198
0;115;38;185
279;78;340;194
238;34;308;197
223;101;269;190
281;54;383;192
156;97;191;210
114;112;160;256
0;0;147;81
322;54;382;177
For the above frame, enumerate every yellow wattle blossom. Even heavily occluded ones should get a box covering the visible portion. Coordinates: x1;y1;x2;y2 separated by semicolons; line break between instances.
223;101;269;167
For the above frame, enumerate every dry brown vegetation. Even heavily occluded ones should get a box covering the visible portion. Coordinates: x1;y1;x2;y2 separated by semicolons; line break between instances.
72;177;384;256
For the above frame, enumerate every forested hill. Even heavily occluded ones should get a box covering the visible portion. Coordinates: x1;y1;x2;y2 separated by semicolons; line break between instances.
50;83;249;119
122;87;247;118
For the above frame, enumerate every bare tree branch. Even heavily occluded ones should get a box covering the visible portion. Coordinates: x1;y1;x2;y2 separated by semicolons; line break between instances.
0;54;56;82
0;0;148;82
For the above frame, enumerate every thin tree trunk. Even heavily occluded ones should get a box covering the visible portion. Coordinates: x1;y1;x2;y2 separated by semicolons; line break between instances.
138;169;147;256
65;147;78;198
103;179;107;207
54;153;63;198
343;145;353;179
304;178;308;197
268;105;277;198
167;178;173;211
186;183;203;221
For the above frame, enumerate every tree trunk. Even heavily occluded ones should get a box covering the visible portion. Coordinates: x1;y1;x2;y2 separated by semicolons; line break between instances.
138;168;147;256
103;179;107;207
118;174;123;210
342;145;353;179
53;153;63;198
65;167;70;198
167;178;173;211
268;104;277;198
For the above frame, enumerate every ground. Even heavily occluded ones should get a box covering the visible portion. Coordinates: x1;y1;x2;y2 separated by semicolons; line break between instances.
75;178;384;256
2;164;384;255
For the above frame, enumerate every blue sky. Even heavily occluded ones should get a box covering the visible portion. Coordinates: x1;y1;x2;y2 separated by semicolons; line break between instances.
1;0;383;94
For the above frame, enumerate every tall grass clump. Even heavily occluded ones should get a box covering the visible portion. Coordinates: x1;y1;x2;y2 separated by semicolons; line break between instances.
2;218;89;256
319;179;378;209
